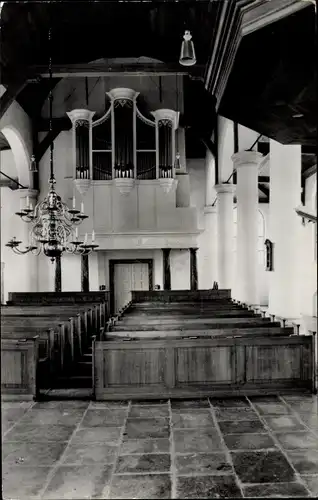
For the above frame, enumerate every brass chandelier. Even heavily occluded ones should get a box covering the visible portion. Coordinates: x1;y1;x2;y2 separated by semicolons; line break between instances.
6;26;99;261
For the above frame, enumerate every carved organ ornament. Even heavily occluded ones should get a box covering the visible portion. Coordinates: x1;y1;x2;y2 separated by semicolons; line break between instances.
68;89;179;185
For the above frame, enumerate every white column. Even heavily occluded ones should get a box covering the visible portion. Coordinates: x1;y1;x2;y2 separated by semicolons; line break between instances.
203;150;217;286
232;150;262;304
16;188;39;292
268;140;302;319
215;183;235;290
204;206;218;285
205;149;215;206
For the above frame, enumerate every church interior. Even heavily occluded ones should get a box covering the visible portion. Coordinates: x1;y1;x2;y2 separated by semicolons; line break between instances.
0;0;317;498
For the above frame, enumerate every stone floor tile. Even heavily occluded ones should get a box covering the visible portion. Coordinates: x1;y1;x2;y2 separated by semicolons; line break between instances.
2;464;52;499
223;433;277;451
3;424;75;442
275;431;318;450
2;420;14;434
173;428;224;453
109;473;171;499
175;452;231;474
231;450;296;483
41;464;113;499
171;398;210;409
61;443;118;466
1;401;34;409
248;395;282;404
297;413;318;431
288;400;318;414
129;406;169;418
124;418;169;439
172;411;214;429
282;394;315;401
89;400;130;409
132;399;169;406
176;475;242;498
218;419;266;435
209;397;250;408
242;481;309;497
2;407;29;422
253;402;292;415
120;438;170;455
2;441;67;466
71;426;122;445
214;407;257;421
264;415;307;432
286;450;318;474
301;475;318;496
115;453;170;473
33;400;89;409
80;409;127;428
19;408;86;427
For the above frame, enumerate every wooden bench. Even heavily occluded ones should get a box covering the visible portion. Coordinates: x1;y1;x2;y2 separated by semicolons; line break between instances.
106;326;295;339
93;334;315;400
7;291;109;308
111;318;277;332
131;290;232;303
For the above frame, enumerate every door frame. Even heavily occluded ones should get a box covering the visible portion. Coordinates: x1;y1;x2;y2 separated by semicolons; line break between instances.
109;259;154;314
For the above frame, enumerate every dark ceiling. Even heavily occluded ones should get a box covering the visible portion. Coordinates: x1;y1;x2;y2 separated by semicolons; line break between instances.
0;1;317;162
219;5;317;148
0;1;216;67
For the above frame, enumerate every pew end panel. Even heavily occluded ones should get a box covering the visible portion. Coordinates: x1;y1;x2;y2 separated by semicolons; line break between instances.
93;335;313;400
1;338;40;400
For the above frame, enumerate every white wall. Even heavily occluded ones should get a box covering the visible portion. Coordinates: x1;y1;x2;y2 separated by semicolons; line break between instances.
188;158;212;288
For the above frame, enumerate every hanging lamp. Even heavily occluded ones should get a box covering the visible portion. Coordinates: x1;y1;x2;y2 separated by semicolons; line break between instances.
174;74;182;171
179;30;196;67
6;26;99;262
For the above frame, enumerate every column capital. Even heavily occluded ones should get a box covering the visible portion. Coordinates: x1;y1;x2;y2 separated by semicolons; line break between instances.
215;183;235;194
231;150;263;168
66;109;95;124
16;188;39;200
204;205;217;215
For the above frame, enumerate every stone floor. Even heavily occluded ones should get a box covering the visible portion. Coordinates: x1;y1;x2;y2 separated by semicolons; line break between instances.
2;394;318;499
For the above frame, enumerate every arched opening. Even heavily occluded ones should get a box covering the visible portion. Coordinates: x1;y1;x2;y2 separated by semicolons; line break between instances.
0;126;34;302
1;125;31;187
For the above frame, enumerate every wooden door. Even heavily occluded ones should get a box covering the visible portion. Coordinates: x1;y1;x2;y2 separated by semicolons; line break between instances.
114;262;150;313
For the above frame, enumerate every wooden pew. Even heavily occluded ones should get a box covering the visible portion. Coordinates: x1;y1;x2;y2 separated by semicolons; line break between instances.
106;326;295;339
7;291;109;307
111;318;278;332
93;334;314;399
131;290;232;303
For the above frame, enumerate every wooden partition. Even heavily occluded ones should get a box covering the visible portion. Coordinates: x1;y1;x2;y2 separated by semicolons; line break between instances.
94;335;313;399
1;338;40;400
131;289;231;303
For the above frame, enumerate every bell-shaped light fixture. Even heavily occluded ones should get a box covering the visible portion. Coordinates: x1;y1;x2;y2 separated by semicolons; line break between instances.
174;152;182;171
29;154;38;173
179;30;196;67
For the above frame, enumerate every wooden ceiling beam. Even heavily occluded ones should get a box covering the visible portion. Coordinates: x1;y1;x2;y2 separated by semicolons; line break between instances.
302;163;317;179
8;63;206;82
0;81;28;120
258;183;270;201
